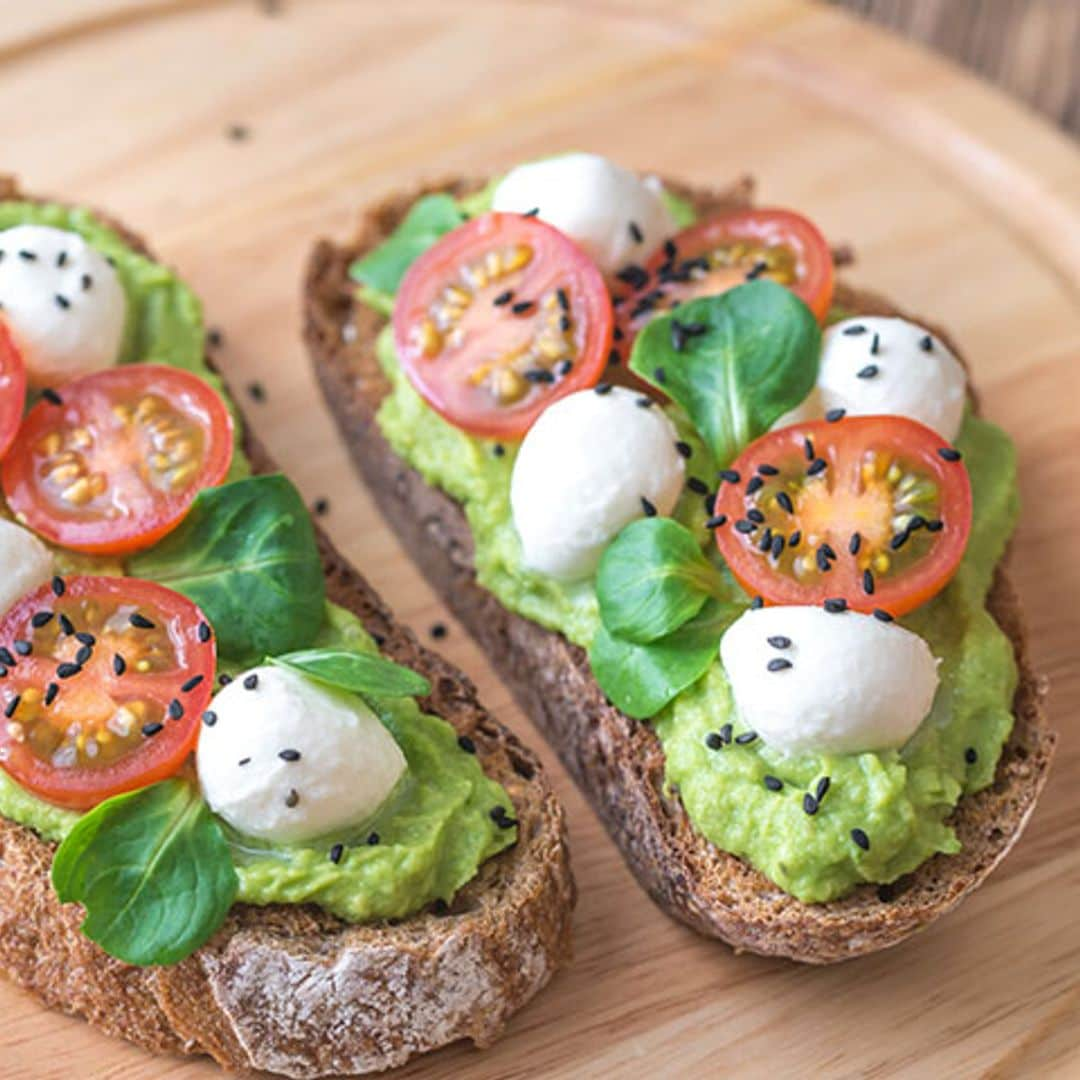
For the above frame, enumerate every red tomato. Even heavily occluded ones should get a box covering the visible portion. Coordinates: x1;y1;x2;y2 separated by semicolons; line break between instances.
2;364;233;555
0;323;27;460
712;416;971;617
0;575;215;809
394;213;614;440
614;208;835;364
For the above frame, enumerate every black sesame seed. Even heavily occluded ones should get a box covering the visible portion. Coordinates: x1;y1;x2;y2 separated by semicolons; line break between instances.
312;497;330;517
851;828;871;851
329;843;344;864
594;382;612;395
870;332;880;355
4;696;20;719
75;631;95;646
863;569;875;595
824;598;848;613
857;364;879;379
285;789;300;808
803;437;815;461
889;529;910;551
687;476;709;495
142;721;163;737
767;636;792;649
238;757;251;766
706;513;729;529
807;457;828;476
757;527;774;553
430;622;448;640
746;475;764;496
636;395;655;409
218;673;233;686
58;614;74;636
803;793;819;815
227;123;251;141
964;747;978;765
615;264;649;290
925;518;944;533
849;532;862;555
750;596;764;610
44;683;58;706
670;320;689;352
0;647;14;667
816;776;831;801
181;674;204;693
279;749;301;762
206;327;224;349
510;300;535;315
921;334;934;352
168;699;184;720
556;288;569;311
628;221;644;243
821;542;837;560
31;611;53;629
816;547;833;573
202;710;218;726
0;665;6;678
13;640;31;657
74;644;92;665
243;673;259;690
524;369;555;384
763;775;783;792
492;289;513;306
653;366;667;384
664;239;678;260
129;613;155;629
43;388;64;407
493;443;506;458
747;508;766;524
842;324;867;336
675;440;692;459
367;831;381;844
246;381;267;403
613;326;624;341
719;469;741;484
719;723;733;745
55;294;71;310
735;731;758;745
705;731;724;751
776;490;794;514
938;447;962;462
17;250;36;261
457;734;476;754
873;608;894;622
559;313;572;333
521;207;540;217
735;518;756;534
757;464;779;476
825;408;846;423
51;576;66;598
607;348;621;367
640;496;658;517
745;259;768;280
767;657;792;672
908;515;927;532
56;663;82;679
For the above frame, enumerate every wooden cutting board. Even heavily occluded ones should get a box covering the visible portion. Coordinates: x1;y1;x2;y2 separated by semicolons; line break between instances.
2;2;1079;1077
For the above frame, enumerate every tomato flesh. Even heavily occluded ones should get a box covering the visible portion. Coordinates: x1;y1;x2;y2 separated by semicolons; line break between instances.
2;364;233;555
0;323;27;461
712;416;971;616
614;208;835;365
394;212;614;439
0;576;215;809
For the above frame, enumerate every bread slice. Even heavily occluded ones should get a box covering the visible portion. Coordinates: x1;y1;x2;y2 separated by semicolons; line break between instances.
0;177;575;1077
303;175;1055;965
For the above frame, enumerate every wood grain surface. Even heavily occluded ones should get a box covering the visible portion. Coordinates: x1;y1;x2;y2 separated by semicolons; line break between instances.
1;2;1079;1078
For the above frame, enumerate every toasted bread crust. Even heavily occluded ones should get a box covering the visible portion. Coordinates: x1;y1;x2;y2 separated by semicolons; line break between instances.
0;177;575;1077
303;175;1055;964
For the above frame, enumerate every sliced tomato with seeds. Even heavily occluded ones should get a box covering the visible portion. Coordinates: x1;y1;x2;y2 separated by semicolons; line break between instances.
394;212;614;439
2;364;233;555
0;322;27;460
712;416;971;617
614;208;835;364
0;575;215;810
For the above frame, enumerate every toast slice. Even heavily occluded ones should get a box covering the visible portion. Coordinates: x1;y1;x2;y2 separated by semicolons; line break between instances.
0;177;575;1077
303;175;1055;964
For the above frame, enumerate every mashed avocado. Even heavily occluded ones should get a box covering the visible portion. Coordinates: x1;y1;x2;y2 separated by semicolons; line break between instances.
0;204;514;924
375;326;1020;902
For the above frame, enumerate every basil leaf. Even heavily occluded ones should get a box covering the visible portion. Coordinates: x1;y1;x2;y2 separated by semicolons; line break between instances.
589;598;738;720
51;779;237;967
272;647;430;698
130;474;326;659
596;518;720;644
348;194;465;295
629;280;821;467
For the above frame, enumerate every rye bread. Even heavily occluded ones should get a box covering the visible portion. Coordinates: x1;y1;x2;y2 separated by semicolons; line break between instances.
303;175;1056;965
0;177;575;1077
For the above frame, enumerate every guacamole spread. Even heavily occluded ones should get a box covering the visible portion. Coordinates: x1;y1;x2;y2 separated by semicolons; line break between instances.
0;203;515;924
375;325;1020;903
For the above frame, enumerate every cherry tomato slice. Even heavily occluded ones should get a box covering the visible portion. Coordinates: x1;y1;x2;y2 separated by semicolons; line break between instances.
394;212;614;440
0;575;215;809
0;323;27;461
614;208;835;365
2;364;233;555
712;416;971;617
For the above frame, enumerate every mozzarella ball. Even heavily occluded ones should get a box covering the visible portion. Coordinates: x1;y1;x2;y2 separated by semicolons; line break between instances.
0;225;126;387
510;386;685;580
720;605;939;756
0;520;53;617
813;317;966;440
491;153;675;277
197;665;407;845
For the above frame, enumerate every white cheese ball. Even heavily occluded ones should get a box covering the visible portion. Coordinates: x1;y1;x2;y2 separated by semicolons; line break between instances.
0;225;126;388
812;317;966;440
720;605;939;756
510;386;685;581
0;520;53;617
197;665;406;845
491;153;675;277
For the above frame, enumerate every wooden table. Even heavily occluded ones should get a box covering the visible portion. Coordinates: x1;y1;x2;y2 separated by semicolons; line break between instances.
2;2;1079;1077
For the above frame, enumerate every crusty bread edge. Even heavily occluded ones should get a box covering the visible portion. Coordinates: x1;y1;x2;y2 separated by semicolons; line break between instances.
301;174;1055;965
0;176;576;1078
